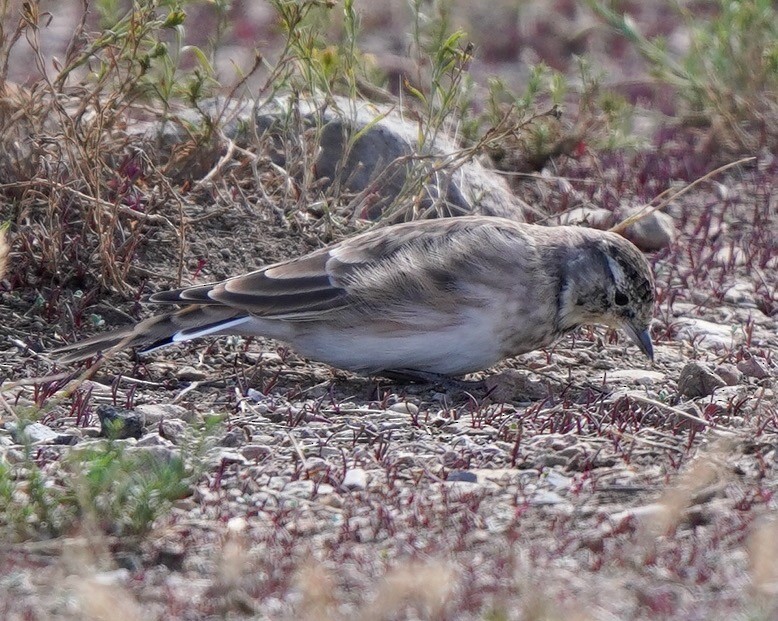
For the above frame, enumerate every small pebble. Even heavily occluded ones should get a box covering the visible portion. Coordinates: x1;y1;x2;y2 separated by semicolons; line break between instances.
342;467;368;490
159;418;189;445
135;433;174;448
135;403;192;424
605;369;665;385
8;422;58;444
677;361;726;398
387;402;419;416
219;429;245;447
242;444;272;461
176;366;208;381
96;405;144;440
622;206;676;251
674;318;736;349
714;363;742;386
446;470;478;483
207;449;247;467
737;357;771;380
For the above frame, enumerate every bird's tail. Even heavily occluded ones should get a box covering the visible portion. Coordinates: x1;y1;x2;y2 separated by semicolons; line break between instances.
52;305;251;363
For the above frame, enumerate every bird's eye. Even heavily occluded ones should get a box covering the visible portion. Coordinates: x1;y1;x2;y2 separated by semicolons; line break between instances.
614;291;629;306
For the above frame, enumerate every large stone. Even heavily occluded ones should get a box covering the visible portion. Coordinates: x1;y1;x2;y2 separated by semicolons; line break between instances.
254;96;529;222
135;96;529;222
621;206;676;251
737;357;772;380
135;403;196;424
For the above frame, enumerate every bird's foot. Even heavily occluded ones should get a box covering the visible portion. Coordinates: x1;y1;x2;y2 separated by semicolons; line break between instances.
378;369;487;393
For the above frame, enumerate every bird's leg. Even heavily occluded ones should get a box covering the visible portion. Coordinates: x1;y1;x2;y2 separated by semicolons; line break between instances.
379;368;487;392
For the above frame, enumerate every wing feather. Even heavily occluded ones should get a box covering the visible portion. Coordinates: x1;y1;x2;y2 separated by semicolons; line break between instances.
146;217;526;321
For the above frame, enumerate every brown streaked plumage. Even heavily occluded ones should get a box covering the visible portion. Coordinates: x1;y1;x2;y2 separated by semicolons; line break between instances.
52;216;655;377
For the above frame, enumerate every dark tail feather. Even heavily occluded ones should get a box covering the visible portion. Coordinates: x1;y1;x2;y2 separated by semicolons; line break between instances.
52;306;248;364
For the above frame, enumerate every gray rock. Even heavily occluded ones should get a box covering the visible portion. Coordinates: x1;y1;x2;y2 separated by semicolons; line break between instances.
714;363;742;386
723;283;758;309
387;401;419;416
52;433;80;446
81;426;104;438
206;449;248;468
536;453;569;468
159;418;189;445
737;357;771;380
605;369;666;385
677;362;726;398
446;480;483;494
446;470;478;483
283;480;316;497
1;448;26;464
135;433;175;448
219;429;245;448
8;422;58;444
545;470;573;490
530;489;569;506
242;444;272;461
674;318;737;349
135;403;196;424
176;366;208;381
96;405;144;439
621;206;676;251
254;96;529;222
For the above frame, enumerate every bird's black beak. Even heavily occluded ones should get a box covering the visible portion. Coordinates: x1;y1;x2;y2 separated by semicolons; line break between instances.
624;324;654;361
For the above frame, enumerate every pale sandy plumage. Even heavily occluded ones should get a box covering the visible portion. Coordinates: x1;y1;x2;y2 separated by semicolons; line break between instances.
53;216;655;377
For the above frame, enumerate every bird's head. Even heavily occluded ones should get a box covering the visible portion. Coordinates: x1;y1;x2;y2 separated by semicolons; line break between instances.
558;230;655;360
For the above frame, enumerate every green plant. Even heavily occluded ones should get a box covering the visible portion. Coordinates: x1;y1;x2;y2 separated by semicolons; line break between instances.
0;458;73;541
57;0;216;108
0;439;192;541
70;443;190;535
406;0;474;145
588;0;778;152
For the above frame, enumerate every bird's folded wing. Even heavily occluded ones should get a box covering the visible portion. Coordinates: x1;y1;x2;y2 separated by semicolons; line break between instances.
146;218;509;321
148;228;413;318
148;246;349;318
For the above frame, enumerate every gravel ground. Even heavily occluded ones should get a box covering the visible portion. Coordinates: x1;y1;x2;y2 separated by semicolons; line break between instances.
2;161;776;620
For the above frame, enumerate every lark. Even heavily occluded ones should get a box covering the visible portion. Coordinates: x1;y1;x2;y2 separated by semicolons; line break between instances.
53;216;655;380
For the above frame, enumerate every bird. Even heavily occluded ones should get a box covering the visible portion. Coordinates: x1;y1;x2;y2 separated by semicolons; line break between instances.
52;216;655;380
